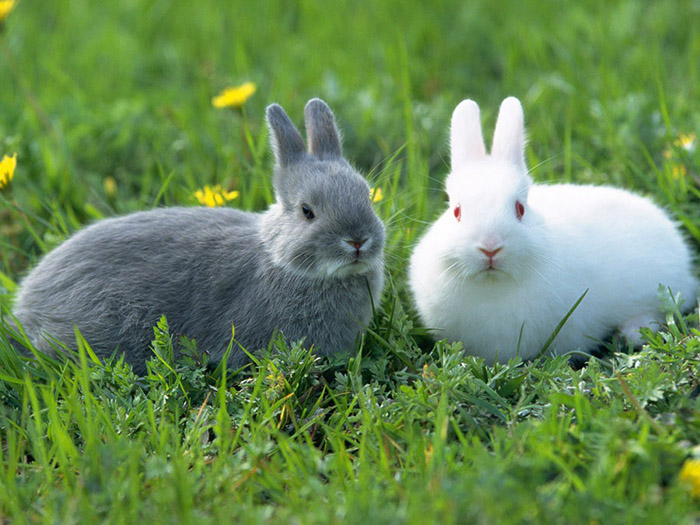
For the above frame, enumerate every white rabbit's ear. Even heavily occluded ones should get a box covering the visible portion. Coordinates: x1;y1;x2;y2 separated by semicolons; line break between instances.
267;103;306;167
304;98;342;160
491;97;526;169
450;99;486;170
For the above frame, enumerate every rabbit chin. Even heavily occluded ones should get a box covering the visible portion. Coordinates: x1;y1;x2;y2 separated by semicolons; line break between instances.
446;256;516;283
472;267;510;282
319;257;378;279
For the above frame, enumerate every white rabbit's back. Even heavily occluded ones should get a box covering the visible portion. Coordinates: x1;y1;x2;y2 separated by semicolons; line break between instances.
531;183;697;309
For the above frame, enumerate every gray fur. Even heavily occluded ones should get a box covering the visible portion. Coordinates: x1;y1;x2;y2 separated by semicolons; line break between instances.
304;98;342;160
267;103;306;167
11;100;385;374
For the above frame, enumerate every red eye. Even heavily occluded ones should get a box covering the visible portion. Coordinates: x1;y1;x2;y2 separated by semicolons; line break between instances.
454;204;462;222
515;200;525;221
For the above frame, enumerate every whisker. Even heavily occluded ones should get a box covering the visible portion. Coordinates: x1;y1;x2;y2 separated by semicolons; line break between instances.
529;153;562;175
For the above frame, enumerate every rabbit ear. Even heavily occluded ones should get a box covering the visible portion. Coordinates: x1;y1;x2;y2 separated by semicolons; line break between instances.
266;103;306;167
450;100;486;170
491;97;526;169
304;98;342;160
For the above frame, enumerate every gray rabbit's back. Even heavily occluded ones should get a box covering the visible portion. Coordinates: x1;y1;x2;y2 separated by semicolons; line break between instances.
14;208;254;370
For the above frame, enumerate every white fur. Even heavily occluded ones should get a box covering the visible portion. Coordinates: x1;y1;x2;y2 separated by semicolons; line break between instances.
410;97;698;362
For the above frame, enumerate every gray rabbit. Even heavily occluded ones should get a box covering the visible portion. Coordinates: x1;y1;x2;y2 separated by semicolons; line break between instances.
10;98;386;373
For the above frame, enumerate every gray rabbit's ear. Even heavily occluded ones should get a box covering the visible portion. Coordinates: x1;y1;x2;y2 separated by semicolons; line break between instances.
304;98;342;160
267;103;306;167
491;97;526;170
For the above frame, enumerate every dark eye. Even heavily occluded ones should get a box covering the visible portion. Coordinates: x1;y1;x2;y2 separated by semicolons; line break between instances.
515;200;525;221
301;203;315;220
454;204;462;222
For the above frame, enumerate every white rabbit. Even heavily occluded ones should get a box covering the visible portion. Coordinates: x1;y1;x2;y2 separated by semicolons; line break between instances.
409;97;698;362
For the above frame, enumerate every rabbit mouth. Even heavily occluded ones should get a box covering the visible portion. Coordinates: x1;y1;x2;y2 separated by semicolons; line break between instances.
342;256;375;274
321;255;377;279
475;263;511;282
480;257;506;272
479;251;507;273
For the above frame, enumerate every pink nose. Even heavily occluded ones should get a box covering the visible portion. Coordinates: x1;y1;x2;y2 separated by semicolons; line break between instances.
347;239;366;250
479;247;502;259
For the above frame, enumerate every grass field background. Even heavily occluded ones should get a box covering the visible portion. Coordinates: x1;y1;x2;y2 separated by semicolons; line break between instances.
1;0;700;522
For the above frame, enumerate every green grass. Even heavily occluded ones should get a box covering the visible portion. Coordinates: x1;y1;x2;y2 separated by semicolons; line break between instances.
1;0;700;522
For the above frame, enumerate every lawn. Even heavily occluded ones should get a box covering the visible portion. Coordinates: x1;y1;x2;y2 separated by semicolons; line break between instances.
1;0;700;523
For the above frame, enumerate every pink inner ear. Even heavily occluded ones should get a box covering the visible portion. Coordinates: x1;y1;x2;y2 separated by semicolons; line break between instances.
515;200;525;220
454;204;462;222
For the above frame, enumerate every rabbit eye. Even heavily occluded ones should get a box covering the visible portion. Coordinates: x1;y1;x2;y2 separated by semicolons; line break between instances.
454;204;462;222
301;203;315;220
515;200;525;221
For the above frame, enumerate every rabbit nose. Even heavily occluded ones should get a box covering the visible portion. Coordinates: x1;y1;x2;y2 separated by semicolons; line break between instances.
346;239;367;251
479;246;502;259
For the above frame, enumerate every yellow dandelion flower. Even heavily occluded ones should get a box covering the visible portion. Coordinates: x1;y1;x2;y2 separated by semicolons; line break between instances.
0;0;16;22
212;82;257;109
194;184;239;207
370;187;383;203
676;133;696;152
0;153;17;190
424;443;434;466
103;176;117;198
680;458;700;498
671;164;688;180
